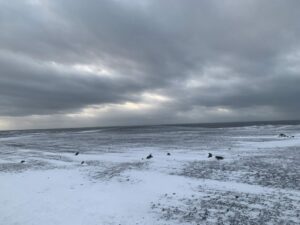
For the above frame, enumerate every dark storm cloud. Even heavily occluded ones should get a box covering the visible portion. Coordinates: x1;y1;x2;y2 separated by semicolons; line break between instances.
1;0;300;128
0;50;146;116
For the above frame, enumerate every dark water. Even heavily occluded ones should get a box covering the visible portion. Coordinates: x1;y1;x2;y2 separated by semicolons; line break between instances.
0;121;299;154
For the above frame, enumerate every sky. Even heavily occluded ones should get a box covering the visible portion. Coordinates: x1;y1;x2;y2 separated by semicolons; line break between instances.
0;0;300;130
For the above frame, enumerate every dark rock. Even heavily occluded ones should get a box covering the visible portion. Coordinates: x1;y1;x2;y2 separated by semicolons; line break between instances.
279;133;288;138
75;152;79;156
167;152;171;156
146;154;153;159
215;156;224;160
81;161;85;165
20;160;25;163
208;153;213;158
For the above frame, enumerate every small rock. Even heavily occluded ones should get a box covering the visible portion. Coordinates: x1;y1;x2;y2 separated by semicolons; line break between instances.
215;156;224;160
146;154;153;159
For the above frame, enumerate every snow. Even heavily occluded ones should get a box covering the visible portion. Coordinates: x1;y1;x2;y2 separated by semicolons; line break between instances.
0;162;189;225
0;126;300;224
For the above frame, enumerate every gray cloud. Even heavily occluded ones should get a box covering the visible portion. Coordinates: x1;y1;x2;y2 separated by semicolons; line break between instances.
1;0;300;129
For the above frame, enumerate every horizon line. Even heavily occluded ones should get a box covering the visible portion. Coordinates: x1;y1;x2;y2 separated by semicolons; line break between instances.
1;119;300;133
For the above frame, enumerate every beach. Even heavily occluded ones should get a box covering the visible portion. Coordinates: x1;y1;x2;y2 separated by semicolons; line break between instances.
0;124;299;224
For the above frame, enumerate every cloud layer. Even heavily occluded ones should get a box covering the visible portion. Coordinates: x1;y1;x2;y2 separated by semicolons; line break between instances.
1;0;300;129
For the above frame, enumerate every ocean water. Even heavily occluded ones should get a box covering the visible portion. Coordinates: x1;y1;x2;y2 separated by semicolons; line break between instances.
1;121;300;154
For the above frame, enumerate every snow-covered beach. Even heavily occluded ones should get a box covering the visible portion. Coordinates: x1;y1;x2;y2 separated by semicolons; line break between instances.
0;124;300;225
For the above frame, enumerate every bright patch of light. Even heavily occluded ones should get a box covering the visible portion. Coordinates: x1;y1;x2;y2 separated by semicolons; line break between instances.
141;92;171;103
122;102;151;110
65;92;171;119
66;102;153;119
0;119;10;130
66;106;106;118
47;61;115;78
72;64;113;77
216;107;231;113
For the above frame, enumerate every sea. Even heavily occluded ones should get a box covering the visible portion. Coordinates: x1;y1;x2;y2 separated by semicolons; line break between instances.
1;120;300;154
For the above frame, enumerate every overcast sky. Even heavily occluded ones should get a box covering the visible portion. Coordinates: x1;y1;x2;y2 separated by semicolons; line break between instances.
0;0;300;130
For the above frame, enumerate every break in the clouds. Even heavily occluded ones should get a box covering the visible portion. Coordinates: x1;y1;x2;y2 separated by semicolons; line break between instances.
0;0;300;130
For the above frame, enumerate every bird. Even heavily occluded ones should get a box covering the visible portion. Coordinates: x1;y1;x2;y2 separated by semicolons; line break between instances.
208;153;213;158
215;156;224;160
